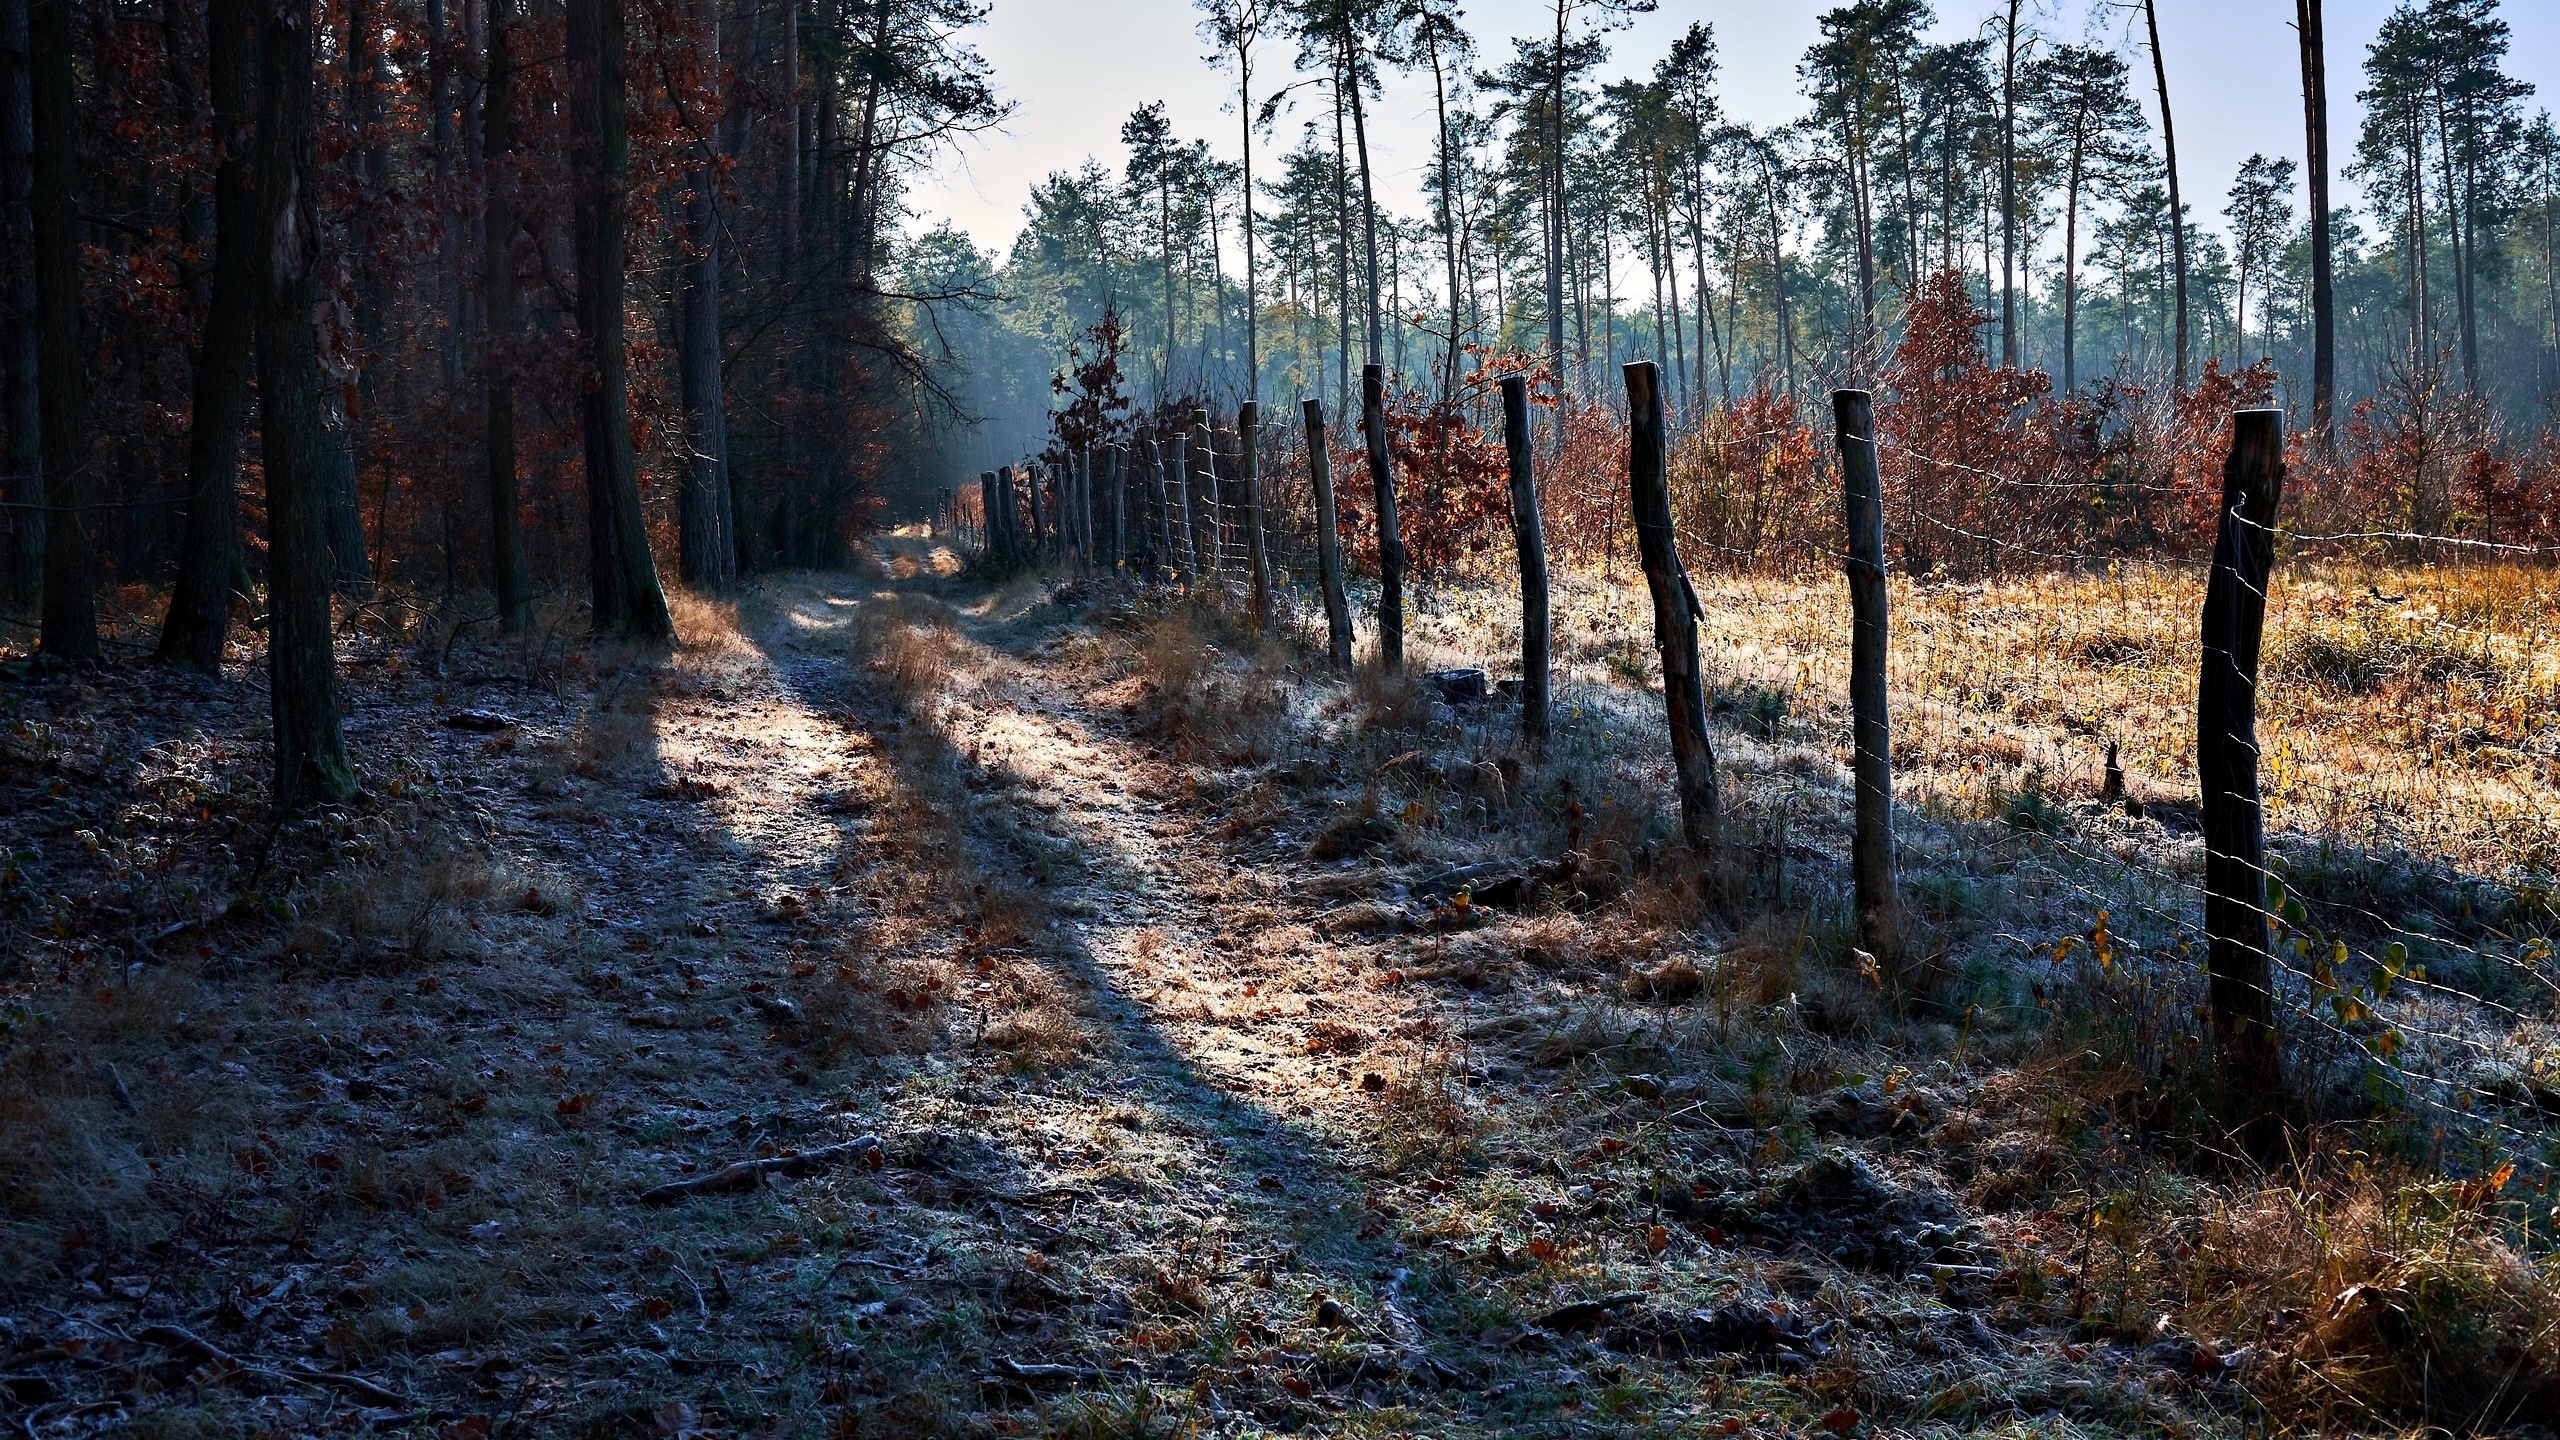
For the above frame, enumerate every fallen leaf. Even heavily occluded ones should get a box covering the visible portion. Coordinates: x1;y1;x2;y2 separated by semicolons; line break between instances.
1646;1225;1668;1255
1821;1404;1861;1435
1279;1374;1312;1399
555;1094;594;1116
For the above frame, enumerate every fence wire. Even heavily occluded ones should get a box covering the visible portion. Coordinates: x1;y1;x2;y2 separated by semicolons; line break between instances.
997;395;2560;1194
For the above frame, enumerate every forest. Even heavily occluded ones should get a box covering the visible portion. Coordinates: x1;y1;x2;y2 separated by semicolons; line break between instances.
4;0;2560;1435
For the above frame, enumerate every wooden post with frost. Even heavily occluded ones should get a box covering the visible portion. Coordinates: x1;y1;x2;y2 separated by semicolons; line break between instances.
1303;399;1354;670
1362;363;1406;671
1501;375;1551;755
1241;402;1275;630
1624;361;1717;854
2201;407;2286;1114
1834;390;1905;974
979;471;999;556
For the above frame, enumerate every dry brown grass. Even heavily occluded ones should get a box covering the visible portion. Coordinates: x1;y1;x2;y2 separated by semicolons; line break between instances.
1135;612;1285;760
2177;1165;2560;1431
850;590;967;709
1624;559;2560;875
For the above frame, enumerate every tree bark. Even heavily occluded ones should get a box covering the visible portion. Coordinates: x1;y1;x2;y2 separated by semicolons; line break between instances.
1547;0;1567;398
335;0;380;594
2000;0;2019;366
1625;360;1715;854
1302;399;1353;671
28;0;92;663
1341;18;1382;364
1501;375;1549;757
569;0;671;637
676;0;733;589
258;0;358;808
158;0;261;671
2062;134;2085;392
1361;364;1404;671
0;0;34;606
2143;0;2188;389
2200;407;2285;1127
1835;389;1904;974
2298;0;2333;443
482;0;531;629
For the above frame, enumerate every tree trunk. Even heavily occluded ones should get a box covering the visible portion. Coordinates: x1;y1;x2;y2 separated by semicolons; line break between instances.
1835;389;1904;975
0;0;34;606
1343;20;1383;364
258;0;357;808
1547;0;1566;399
1303;399;1353;670
1428;26;1461;400
1625;360;1715;854
482;0;531;629
1235;35;1257;399
1501;375;1549;757
336;0;381;595
158;0;261;671
2200;407;2285;1132
2298;0;2334;443
677;0;733;589
2144;0;2188;389
569;0;670;637
2063;139;2084;393
1760;147;1795;396
2000;0;2019;366
1361;364;1404;672
28;0;90;662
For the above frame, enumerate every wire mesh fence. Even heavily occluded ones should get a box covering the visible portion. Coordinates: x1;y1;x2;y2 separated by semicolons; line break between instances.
999;371;2560;1195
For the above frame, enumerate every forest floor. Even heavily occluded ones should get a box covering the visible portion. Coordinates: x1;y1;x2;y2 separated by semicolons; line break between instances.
1;539;2556;1439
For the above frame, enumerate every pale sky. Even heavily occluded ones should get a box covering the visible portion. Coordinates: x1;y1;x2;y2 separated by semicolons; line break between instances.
907;0;2560;261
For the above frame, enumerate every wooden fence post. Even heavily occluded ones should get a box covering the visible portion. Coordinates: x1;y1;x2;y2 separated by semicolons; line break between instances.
1303;398;1355;670
1241;402;1275;629
1362;364;1406;672
1834;389;1906;975
1166;425;1196;583
1188;409;1219;581
1624;361;1718;854
2201;406;2287;1114
1066;449;1084;573
1078;449;1096;575
1139;429;1171;580
1107;444;1125;572
979;471;999;556
997;465;1018;557
1029;461;1050;561
1501;375;1551;756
